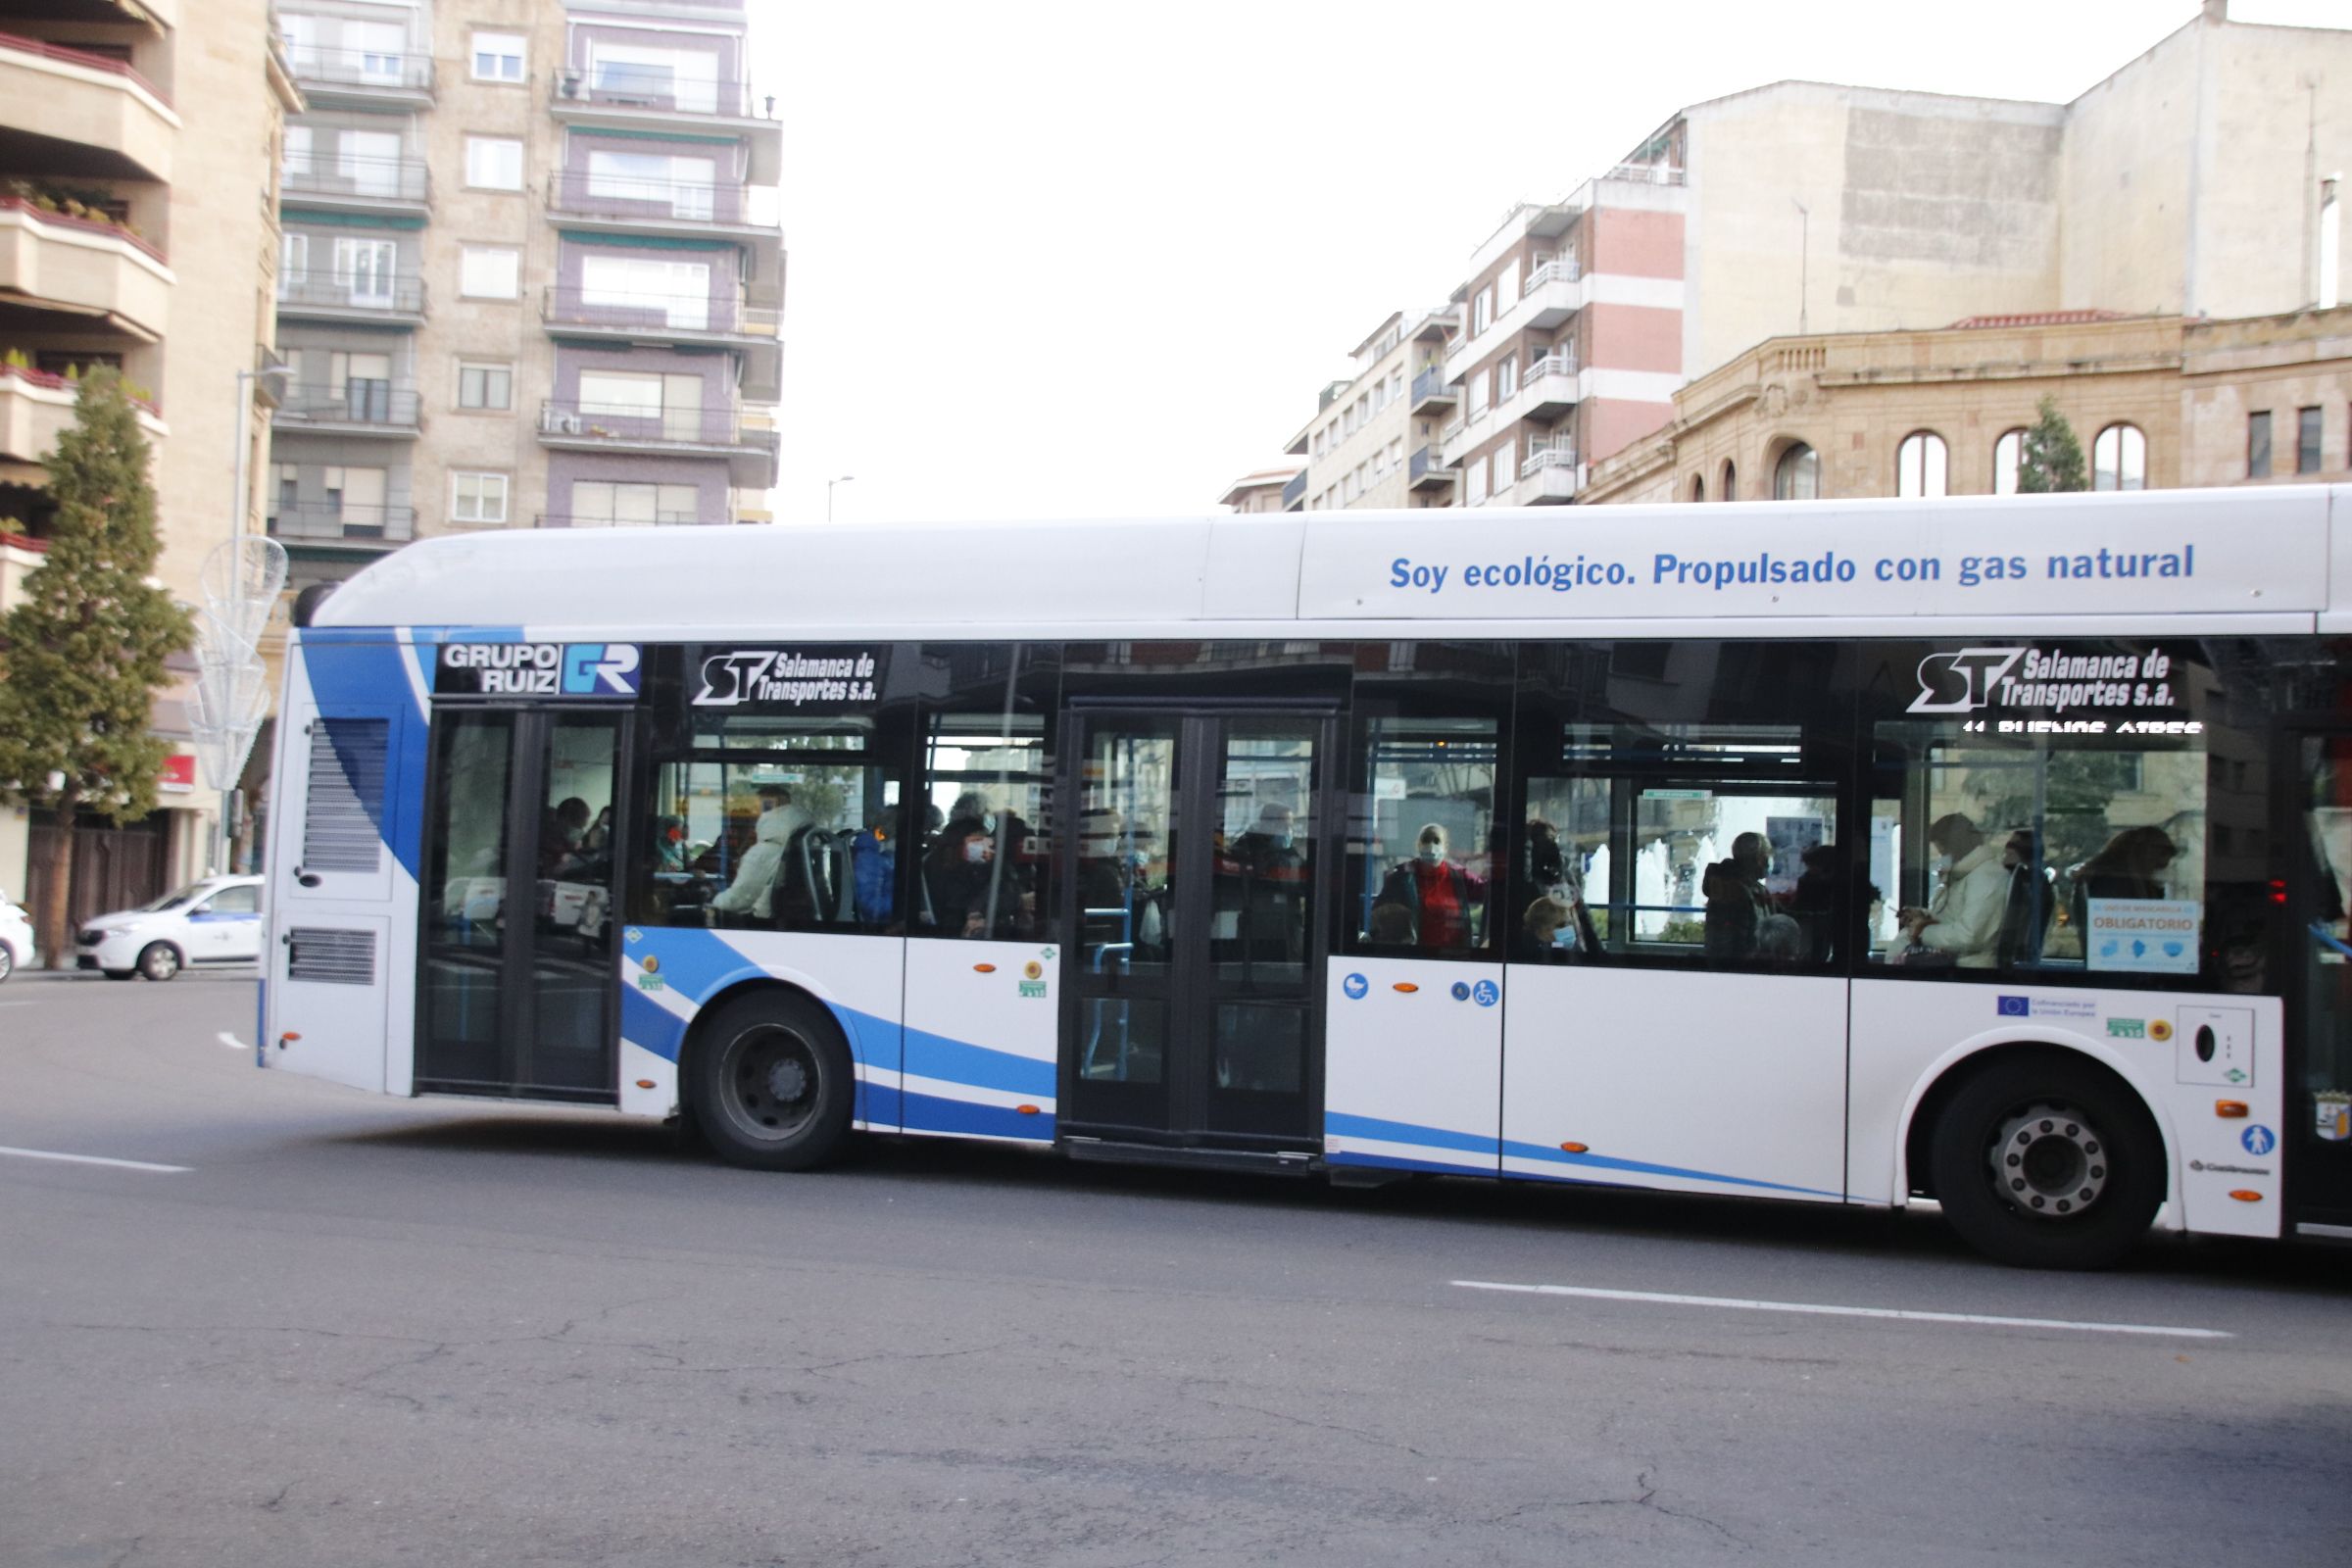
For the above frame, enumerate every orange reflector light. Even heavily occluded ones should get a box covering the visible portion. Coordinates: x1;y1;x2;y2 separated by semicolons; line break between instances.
973;963;997;973
280;1032;301;1042
2229;1190;2264;1202
1393;982;1419;993
1016;1103;1041;1115
1559;1142;1590;1153
635;1079;657;1090
2215;1101;2249;1118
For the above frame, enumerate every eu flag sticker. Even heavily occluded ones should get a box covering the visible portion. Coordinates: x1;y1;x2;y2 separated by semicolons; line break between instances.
1997;996;2032;1017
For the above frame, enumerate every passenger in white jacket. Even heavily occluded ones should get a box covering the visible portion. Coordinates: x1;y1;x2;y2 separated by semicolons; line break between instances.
1900;813;2009;967
710;789;810;921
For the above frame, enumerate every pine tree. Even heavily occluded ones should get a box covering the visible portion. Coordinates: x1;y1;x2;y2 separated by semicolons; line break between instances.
2017;395;2089;493
0;368;194;967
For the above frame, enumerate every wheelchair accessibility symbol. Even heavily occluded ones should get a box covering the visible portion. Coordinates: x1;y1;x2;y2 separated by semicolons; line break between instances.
1472;979;1499;1007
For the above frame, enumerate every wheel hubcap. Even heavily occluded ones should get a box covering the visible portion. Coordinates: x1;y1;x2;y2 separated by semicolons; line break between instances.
722;1025;818;1142
1988;1101;2109;1219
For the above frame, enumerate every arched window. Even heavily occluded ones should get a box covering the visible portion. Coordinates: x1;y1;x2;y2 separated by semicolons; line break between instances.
1992;427;2028;495
1688;473;1705;503
2093;423;2146;491
1896;430;1948;498
1773;443;1820;501
1719;459;1737;501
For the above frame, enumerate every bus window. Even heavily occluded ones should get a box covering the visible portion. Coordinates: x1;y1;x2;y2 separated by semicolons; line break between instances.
641;712;902;932
1524;725;1845;969
915;710;1054;940
1872;716;2208;979
1348;714;1497;956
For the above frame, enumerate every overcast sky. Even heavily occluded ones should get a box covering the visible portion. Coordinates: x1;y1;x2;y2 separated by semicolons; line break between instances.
762;0;2345;526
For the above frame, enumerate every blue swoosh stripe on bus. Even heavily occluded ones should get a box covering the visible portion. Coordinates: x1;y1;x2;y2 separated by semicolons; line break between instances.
619;985;686;1061
1325;1149;1494;1176
900;1089;1054;1143
903;1028;1055;1099
302;639;425;879
1325;1111;1497;1156
626;929;772;1007
1499;1139;1841;1198
858;1078;903;1130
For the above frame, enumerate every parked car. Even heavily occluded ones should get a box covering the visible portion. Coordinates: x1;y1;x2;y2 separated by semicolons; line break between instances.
75;876;265;981
0;888;34;982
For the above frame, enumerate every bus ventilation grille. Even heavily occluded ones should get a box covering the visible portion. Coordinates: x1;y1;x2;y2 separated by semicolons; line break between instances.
287;926;376;986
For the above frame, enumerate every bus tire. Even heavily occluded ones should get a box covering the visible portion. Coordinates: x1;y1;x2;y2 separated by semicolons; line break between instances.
687;991;854;1172
1929;1053;2163;1270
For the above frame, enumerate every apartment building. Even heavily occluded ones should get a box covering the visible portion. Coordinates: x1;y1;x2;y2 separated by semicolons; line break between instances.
1217;465;1301;514
1272;308;1459;514
1579;306;2352;506
1239;1;2352;513
0;1;297;911
269;0;784;597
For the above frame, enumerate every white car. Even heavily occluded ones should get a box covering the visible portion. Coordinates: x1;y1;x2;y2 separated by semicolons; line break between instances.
75;876;265;981
0;889;34;982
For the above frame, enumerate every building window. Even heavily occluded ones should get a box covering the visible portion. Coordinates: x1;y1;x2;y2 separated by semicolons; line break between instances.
457;360;513;411
1494;437;1514;492
1467;370;1491;418
572;480;699;525
1773;443;1820;501
1720;459;1737;501
1992;427;2028;495
470;31;525;82
1689;473;1705;502
464;136;524;191
1895;430;1948;499
1473;286;1494;335
2248;411;2273;479
2298;406;2324;474
2093;423;2147;491
459;245;520;299
1496;355;1518;400
451;471;510;525
1466;455;1488;506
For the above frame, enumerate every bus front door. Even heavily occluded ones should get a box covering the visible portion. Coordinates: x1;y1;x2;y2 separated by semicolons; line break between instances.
1059;710;1335;1159
416;708;631;1102
2287;726;2352;1237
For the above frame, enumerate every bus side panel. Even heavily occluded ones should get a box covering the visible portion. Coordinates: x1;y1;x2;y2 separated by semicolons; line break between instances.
616;927;903;1129
1500;968;1848;1202
262;632;425;1095
1324;956;1502;1174
1850;981;2283;1239
901;938;1058;1143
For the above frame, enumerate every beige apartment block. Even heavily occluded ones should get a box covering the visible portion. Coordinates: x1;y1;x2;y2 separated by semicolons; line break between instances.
1278;308;1459;514
0;0;297;912
1581;306;2352;507
1218;465;1301;514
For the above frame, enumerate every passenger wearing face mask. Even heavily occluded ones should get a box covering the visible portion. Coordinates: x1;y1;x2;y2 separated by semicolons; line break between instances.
927;789;1033;938
1373;821;1486;951
1897;812;2011;967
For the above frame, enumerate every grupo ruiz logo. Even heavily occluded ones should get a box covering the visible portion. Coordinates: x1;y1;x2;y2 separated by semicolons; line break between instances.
437;642;639;698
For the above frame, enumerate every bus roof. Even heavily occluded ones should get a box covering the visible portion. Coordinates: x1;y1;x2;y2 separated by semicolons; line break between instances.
307;485;2352;641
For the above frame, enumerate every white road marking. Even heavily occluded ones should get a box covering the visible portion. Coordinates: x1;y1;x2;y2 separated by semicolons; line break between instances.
217;1032;248;1052
1450;1280;2230;1339
0;1145;190;1174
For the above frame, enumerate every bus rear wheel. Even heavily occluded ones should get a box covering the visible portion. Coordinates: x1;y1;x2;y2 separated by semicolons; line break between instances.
1929;1054;2163;1270
688;992;854;1172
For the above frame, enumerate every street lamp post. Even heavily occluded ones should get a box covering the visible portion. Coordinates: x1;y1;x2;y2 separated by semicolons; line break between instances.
827;473;855;523
215;362;290;876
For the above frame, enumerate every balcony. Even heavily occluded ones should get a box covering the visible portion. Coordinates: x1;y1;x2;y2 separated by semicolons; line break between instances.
271;382;420;437
275;271;426;326
267;501;415;546
1408;366;1456;413
1521;352;1580;419
534;512;704;529
541;285;779;399
0;197;172;340
1408;306;1459;344
536;398;778;487
1518;443;1580;505
545;170;772;243
280;150;430;218
1280;469;1306;512
549;69;781;182
0;29;177;181
1407;445;1455;494
281;45;433;109
1521;258;1582;331
1;362;165;467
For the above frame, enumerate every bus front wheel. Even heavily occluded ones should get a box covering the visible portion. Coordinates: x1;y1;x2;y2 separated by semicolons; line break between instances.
1929;1054;2163;1270
688;991;854;1172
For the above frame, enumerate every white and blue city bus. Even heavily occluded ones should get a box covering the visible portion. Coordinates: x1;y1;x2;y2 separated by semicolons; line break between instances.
259;487;2352;1268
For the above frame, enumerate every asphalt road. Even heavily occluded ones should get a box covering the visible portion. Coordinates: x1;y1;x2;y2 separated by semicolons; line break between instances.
2;972;2347;1567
